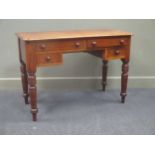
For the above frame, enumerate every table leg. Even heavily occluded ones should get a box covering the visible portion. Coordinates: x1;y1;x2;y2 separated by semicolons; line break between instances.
28;72;38;121
20;62;29;104
102;60;108;91
120;59;129;103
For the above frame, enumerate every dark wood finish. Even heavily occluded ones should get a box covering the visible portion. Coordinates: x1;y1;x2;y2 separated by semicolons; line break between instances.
34;39;87;53
120;59;129;103
104;47;126;60
28;72;38;121
16;29;132;121
20;63;29;104
18;39;29;104
36;52;63;67
87;37;129;49
102;60;108;91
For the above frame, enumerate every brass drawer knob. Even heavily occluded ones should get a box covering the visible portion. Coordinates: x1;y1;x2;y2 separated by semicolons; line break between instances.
92;41;97;47
40;44;46;50
120;39;125;45
75;42;80;47
45;56;51;62
114;50;120;55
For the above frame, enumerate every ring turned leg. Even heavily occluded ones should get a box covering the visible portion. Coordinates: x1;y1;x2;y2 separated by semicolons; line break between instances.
20;62;29;104
102;60;108;91
120;59;129;103
28;72;38;121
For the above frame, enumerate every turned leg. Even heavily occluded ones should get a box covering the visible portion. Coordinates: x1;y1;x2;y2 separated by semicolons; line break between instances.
120;59;129;103
28;72;38;121
102;60;108;91
20;62;29;104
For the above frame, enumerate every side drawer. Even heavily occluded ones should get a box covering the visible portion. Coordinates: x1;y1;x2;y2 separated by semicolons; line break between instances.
36;52;63;67
104;47;126;60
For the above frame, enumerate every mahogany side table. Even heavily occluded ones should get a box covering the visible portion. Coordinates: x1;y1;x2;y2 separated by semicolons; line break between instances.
16;29;132;121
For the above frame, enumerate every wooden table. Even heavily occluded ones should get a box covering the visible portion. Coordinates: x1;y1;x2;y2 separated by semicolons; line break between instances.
16;29;132;121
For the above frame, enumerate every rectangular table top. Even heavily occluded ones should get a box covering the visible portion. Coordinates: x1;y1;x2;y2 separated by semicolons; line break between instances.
16;29;132;41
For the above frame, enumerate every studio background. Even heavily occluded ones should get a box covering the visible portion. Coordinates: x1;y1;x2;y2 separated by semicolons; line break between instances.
1;19;155;135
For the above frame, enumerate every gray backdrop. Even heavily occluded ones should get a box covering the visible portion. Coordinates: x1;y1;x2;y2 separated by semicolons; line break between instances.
0;19;155;89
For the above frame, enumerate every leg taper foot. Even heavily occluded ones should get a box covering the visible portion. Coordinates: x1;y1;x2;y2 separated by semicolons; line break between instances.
120;93;127;103
31;109;38;121
120;59;129;103
28;72;38;121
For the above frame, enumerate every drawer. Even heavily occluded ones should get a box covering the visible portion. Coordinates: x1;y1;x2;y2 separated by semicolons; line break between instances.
36;52;63;66
35;39;86;52
87;37;129;49
104;47;126;60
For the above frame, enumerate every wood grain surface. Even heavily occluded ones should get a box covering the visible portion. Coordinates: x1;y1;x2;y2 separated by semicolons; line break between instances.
16;29;132;41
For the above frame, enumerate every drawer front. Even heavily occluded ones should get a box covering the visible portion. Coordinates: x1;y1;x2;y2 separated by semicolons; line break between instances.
36;52;63;66
104;47;126;60
87;37;129;49
35;39;86;52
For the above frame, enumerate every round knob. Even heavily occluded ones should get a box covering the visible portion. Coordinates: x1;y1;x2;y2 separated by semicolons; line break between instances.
92;41;97;47
120;39;125;45
114;50;120;55
75;42;80;47
40;44;46;50
45;56;51;62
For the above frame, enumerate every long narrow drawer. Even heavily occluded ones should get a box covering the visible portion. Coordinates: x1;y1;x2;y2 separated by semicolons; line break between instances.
35;39;86;52
87;37;129;49
36;52;63;67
